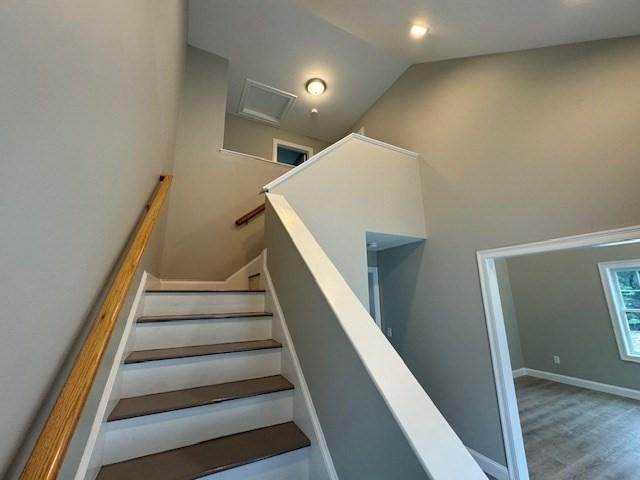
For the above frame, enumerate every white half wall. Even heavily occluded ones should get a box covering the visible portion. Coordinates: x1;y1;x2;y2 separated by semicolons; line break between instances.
265;134;426;305
264;258;337;480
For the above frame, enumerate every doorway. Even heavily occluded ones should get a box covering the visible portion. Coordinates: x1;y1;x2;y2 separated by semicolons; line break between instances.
477;225;640;480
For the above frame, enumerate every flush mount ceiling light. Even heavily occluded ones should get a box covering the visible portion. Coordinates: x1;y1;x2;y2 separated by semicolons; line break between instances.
305;78;326;96
410;23;429;39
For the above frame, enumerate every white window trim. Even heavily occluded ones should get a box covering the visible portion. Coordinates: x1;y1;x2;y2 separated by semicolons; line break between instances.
272;138;313;164
598;259;640;364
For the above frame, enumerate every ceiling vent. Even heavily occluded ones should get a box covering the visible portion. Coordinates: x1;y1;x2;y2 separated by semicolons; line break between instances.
237;79;297;127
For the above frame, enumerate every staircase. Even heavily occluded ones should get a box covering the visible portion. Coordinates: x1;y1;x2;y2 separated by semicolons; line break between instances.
95;288;310;480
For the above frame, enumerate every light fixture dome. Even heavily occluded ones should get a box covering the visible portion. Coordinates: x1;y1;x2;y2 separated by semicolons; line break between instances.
410;23;429;39
306;78;326;96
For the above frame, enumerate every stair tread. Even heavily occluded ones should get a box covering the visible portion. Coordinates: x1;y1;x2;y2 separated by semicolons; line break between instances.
96;422;310;480
109;375;293;421
146;289;266;293
137;312;273;324
125;339;281;364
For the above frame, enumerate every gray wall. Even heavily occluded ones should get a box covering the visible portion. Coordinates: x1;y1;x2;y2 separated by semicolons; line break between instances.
265;203;428;480
505;244;640;389
0;1;185;474
377;243;424;352
160;47;289;280
367;250;379;268
355;36;640;464
223;114;330;161
496;259;525;370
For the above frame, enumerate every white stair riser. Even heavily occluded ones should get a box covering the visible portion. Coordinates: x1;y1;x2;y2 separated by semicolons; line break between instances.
103;392;293;464
120;349;282;397
143;292;265;316
134;317;273;350
201;448;309;480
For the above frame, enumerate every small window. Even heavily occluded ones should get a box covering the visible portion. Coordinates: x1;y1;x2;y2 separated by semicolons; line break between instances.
272;139;313;167
599;260;640;362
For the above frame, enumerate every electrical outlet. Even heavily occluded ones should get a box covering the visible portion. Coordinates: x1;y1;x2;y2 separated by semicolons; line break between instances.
553;355;561;365
386;327;393;338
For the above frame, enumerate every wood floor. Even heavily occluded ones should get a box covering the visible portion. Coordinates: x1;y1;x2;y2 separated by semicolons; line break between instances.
515;376;640;479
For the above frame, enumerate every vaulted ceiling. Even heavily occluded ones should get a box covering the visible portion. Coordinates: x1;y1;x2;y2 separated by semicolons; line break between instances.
188;0;640;142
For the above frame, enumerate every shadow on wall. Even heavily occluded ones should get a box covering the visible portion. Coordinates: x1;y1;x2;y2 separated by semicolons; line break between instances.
378;241;426;351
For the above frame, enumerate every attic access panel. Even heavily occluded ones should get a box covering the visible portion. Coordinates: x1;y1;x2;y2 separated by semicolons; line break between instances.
237;79;297;127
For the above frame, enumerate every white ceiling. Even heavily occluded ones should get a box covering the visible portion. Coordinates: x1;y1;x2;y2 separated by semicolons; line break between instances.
294;0;640;63
188;0;409;142
188;0;640;142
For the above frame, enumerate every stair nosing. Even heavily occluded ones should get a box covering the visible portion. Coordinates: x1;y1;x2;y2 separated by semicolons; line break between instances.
96;422;310;480
108;374;294;421
136;312;273;324
124;339;282;364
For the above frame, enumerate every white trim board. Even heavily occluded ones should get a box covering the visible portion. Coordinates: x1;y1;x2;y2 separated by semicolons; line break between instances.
75;272;150;480
263;260;338;480
512;368;640;401
262;133;419;192
367;267;382;329
219;148;294;169
468;448;509;480
477;223;640;480
511;368;527;379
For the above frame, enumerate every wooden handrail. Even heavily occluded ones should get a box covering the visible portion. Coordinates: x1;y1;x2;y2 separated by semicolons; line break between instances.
235;203;265;226
20;175;173;480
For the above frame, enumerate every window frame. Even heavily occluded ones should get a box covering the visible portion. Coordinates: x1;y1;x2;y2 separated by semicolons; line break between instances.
272;138;313;166
598;259;640;363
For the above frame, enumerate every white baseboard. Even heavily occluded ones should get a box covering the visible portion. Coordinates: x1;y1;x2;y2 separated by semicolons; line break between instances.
467;448;509;480
511;368;527;379
75;272;150;480
514;368;640;401
263;263;338;480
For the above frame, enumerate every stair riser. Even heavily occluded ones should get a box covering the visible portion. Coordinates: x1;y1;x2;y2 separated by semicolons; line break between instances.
120;349;282;397
200;448;309;480
133;317;273;350
143;292;265;316
103;392;293;464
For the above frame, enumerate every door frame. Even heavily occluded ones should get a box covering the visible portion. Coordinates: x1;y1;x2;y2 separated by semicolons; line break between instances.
368;266;382;329
476;224;640;480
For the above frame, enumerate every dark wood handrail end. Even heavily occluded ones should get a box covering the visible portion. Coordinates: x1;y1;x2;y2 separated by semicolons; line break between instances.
235;203;266;227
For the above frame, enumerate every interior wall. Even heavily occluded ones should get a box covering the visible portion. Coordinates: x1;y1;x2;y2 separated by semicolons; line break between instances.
377;243;424;353
160;47;290;280
495;258;525;370
506;243;640;390
355;36;640;464
269;137;427;305
0;1;186;474
223;114;330;161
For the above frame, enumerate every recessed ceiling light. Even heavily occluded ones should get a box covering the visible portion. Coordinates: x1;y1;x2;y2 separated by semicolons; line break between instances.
410;23;429;39
311;108;319;114
306;78;326;96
